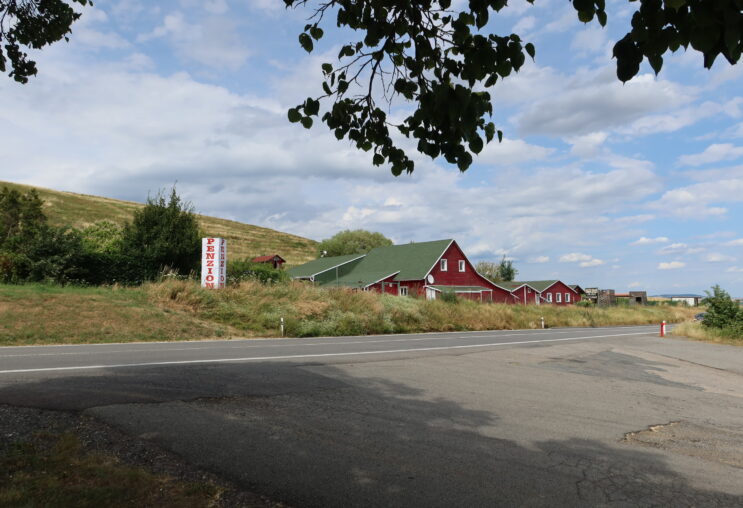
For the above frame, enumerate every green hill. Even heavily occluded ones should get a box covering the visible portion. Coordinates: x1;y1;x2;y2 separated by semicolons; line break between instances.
0;181;318;265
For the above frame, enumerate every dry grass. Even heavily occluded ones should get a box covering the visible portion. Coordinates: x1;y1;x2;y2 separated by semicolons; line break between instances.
671;321;743;346
0;433;223;507
2;281;697;345
1;180;318;265
147;280;698;338
0;284;229;346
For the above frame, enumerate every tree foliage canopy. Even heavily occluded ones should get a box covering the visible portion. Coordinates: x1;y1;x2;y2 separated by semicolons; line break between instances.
3;0;742;174
122;187;202;278
317;228;393;257
286;0;742;174
476;255;517;282
702;284;741;329
0;0;89;83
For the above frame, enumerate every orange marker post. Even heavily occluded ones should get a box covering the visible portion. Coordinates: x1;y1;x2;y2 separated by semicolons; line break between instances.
660;321;666;337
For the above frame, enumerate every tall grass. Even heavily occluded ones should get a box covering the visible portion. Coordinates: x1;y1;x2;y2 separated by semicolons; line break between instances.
672;322;743;345
146;280;697;338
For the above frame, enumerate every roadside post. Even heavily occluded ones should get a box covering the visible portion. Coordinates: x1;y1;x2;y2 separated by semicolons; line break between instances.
280;317;285;337
660;321;666;337
541;317;545;329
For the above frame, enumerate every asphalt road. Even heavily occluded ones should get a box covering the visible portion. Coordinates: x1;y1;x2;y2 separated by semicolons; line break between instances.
1;326;742;506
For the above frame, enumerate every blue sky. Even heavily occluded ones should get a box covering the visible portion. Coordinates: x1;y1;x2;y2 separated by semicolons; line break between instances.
1;0;742;295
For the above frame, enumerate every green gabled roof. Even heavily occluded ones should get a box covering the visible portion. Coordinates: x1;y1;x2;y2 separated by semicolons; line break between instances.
518;280;560;292
286;253;365;278
430;285;491;292
355;239;453;281
322;270;400;288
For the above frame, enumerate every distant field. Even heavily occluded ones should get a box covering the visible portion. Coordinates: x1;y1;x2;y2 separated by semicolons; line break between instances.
0;180;318;265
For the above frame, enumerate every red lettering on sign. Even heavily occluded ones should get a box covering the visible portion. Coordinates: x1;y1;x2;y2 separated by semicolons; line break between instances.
207;238;215;244
206;253;215;260
207;260;214;267
206;275;215;282
205;283;215;288
207;246;215;252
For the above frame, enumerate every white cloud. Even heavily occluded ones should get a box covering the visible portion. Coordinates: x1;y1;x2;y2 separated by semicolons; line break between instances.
654;178;743;218
580;258;605;267
478;138;555;166
512;15;536;34
615;214;655;224
530;256;550;263
628;281;643;288
570;25;608;57
727;267;743;273
678;143;743;167
705;253;735;263
138;12;250;70
559;253;604;267
560;253;593;263
658;261;686;270
515;67;693;137
631;236;669;245
725;238;743;246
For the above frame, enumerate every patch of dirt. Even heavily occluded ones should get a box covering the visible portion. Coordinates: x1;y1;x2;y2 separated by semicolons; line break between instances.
623;421;743;468
0;405;287;507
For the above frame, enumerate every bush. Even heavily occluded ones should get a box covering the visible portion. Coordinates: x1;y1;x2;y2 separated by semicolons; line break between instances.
440;290;458;303
702;285;741;329
121;187;201;281
227;259;288;284
316;229;392;257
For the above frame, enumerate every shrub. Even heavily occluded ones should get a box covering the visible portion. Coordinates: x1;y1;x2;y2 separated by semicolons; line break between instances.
440;290;458;303
121;187;201;281
227;259;289;284
702;285;741;329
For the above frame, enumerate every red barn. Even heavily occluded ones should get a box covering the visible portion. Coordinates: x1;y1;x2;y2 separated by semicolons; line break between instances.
251;254;286;269
500;280;581;305
288;239;514;303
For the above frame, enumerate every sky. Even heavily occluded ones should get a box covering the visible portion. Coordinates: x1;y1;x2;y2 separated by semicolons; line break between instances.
1;0;742;296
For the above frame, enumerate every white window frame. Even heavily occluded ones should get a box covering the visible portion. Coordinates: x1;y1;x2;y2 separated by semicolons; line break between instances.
440;259;448;271
399;286;408;296
546;293;553;303
458;260;465;272
565;293;571;303
556;293;562;303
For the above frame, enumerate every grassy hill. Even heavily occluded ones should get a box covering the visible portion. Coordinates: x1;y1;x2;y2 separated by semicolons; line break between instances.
1;181;318;265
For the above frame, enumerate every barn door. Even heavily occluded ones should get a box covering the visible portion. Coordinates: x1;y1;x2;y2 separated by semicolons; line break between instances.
426;288;437;300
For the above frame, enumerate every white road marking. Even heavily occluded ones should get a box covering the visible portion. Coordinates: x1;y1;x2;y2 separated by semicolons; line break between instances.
0;331;652;374
0;330;584;358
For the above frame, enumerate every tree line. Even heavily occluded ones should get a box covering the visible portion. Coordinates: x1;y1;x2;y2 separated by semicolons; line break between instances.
0;186;201;285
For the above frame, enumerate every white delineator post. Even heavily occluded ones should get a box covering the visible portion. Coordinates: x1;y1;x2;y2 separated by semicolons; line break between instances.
201;237;227;289
660;320;666;337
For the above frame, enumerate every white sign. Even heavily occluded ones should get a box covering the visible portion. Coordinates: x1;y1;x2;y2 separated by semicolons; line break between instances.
201;237;227;289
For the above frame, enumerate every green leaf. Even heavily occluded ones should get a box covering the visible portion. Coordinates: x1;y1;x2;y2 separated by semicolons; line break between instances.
372;153;384;165
497;130;503;143
525;42;536;59
469;135;484;154
300;116;313;129
299;33;313;53
287;108;301;123
321;63;333;74
305;98;320;115
648;54;663;74
309;26;324;40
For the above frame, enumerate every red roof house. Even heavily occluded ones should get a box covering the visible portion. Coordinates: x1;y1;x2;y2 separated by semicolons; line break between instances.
288;239;514;303
250;254;286;269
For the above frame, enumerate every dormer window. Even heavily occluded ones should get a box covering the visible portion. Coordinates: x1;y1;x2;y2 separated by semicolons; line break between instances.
440;259;448;271
458;260;465;272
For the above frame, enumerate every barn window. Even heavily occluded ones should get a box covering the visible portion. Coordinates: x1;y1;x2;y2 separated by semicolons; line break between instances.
546;293;552;303
399;286;408;296
556;293;562;303
565;293;571;303
440;259;448;271
458;260;465;272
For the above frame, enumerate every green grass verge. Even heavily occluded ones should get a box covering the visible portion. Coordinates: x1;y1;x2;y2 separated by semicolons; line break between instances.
0;283;229;346
0;433;221;508
672;321;743;346
1;281;698;345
